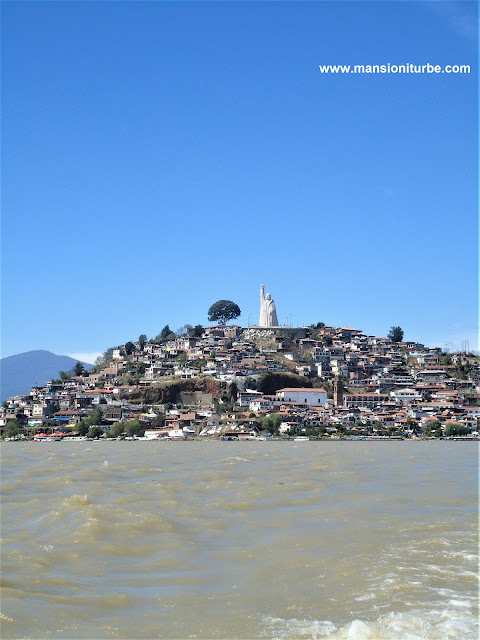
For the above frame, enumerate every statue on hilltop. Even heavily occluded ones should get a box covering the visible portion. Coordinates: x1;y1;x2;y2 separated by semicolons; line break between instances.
259;284;279;327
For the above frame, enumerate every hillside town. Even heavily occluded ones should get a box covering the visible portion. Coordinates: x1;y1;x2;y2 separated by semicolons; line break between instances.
2;316;479;441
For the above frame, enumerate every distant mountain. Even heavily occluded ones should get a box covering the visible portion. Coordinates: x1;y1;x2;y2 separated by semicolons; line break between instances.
0;350;94;402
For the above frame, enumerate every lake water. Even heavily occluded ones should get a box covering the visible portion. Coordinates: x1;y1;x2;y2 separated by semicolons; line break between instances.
1;441;478;639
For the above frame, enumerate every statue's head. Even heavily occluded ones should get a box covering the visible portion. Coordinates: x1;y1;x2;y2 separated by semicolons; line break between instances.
266;293;271;300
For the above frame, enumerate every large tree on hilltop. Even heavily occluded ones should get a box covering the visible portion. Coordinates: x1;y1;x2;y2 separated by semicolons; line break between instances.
156;325;176;343
388;326;404;343
207;300;241;325
124;341;135;355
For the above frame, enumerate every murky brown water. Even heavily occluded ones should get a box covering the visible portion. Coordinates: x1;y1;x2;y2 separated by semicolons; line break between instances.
1;441;478;639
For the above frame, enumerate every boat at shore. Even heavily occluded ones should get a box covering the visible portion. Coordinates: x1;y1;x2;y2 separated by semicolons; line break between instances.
293;436;309;441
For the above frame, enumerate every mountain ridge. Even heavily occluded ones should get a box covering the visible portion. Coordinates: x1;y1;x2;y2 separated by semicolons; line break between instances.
1;350;94;402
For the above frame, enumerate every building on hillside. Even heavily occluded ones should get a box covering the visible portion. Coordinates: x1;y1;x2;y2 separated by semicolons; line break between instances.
343;393;390;409
276;388;327;407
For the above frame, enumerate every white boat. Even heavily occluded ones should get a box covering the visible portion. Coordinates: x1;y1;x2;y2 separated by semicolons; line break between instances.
293;436;309;441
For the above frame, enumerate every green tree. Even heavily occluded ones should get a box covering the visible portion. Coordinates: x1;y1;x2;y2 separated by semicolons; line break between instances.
207;300;241;325
261;413;281;435
73;362;85;376
138;334;147;349
88;407;104;425
388;326;404;343
76;421;89;436
156;325;176;343
445;422;457;437
425;420;441;437
217;402;234;414
124;419;143;437
88;425;104;439
4;421;21;439
445;422;469;437
110;422;126;438
59;370;71;380
178;352;188;365
191;325;204;337
125;341;135;355
77;407;104;435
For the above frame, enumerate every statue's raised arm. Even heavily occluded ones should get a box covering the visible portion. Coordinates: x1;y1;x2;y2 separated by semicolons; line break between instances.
260;284;265;302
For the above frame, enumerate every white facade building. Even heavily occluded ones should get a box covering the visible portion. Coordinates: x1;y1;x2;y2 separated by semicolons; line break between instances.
276;388;327;407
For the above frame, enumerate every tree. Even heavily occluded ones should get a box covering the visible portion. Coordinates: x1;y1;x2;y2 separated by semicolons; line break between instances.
125;341;135;355
138;334;147;348
88;425;104;439
73;362;85;376
425;420;441;437
207;300;241;325
191;325;204;337
388;326;404;343
95;347;115;369
59;370;71;380
77;407;103;435
176;325;189;337
157;325;175;343
124;419;143;437
4;421;21;439
110;422;125;438
77;421;89;436
261;413;281;435
445;422;469;437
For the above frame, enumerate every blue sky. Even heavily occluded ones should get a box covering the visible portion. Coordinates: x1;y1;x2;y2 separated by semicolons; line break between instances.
2;1;478;362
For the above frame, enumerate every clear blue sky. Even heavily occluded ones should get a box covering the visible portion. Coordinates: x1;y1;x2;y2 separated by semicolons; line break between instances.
2;1;478;362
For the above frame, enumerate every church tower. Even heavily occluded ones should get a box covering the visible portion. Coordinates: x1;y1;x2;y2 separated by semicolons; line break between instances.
333;375;343;407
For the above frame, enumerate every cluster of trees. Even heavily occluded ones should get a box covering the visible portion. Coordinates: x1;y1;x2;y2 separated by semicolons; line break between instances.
444;422;470;437
424;420;443;438
260;413;282;434
75;407;104;436
3;420;23;439
56;361;86;381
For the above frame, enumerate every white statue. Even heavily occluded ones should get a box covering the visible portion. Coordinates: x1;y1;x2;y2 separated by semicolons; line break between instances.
259;284;278;327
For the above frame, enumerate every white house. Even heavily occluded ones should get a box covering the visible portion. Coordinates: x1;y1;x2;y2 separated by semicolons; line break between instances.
238;390;264;407
276;388;327;407
390;388;422;405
